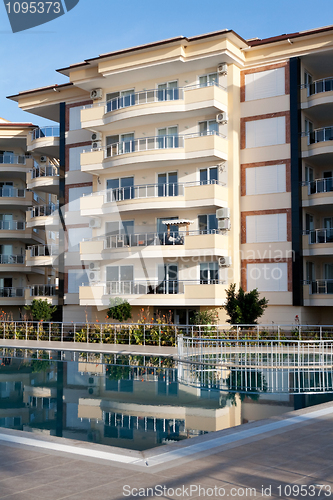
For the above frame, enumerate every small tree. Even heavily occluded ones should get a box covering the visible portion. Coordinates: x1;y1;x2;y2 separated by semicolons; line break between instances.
224;283;268;325
107;297;132;322
190;309;219;325
24;299;57;321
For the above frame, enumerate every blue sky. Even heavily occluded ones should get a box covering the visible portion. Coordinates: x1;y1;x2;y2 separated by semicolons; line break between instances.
1;0;332;125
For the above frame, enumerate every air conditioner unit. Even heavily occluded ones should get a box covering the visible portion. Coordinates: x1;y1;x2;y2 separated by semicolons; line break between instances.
91;132;102;142
90;88;103;100
89;218;101;229
92;141;101;151
219;256;232;267
87;386;100;396
88;262;100;271
89;271;100;282
218;219;231;230
217;63;228;75
40;156;47;163
88;377;95;385
216;207;230;219
216;112;228;124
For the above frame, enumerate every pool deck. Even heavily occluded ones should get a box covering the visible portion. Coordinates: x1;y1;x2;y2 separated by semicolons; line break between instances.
1;402;333;499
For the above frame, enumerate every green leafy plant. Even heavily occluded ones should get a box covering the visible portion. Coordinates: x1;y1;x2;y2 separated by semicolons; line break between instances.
224;284;268;326
106;298;132;322
24;299;57;322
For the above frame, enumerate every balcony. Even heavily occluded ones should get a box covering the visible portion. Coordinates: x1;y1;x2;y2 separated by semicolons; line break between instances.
302;177;333;207
0;255;24;264
0;188;35;208
0;154;32;176
27;165;59;194
81;83;228;131
0;220;25;231
303;280;333;306
302;127;333;159
25;285;58;305
303;229;333;256
0;154;26;165
79;279;226;307
26;245;58;267
27;204;59;228
308;78;333;97
301;77;333;112
28;126;60;156
0;287;24;298
80;132;228;173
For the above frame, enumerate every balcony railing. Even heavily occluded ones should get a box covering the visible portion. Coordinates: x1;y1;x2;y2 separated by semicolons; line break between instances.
31;165;59;179
0;154;26;165
308;127;333;145
308;77;333;96
28;245;58;257
0;255;24;264
309;228;333;244
104;179;223;203
29;285;57;297
30;203;57;218
0;287;24;297
0;221;25;230
32;127;60;141
308;177;333;194
104;229;222;249
305;280;333;294
103;279;225;295
0;187;25;198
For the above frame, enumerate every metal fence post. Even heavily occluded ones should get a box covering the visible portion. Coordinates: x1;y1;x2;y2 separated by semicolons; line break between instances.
100;324;103;344
14;321;16;340
74;323;76;343
49;323;51;342
61;323;63;343
257;325;260;340
37;322;39;341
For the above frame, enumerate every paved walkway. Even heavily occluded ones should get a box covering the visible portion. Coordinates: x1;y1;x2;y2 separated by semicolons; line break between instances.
0;402;333;499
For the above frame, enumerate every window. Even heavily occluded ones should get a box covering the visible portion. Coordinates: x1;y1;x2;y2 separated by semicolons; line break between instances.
68;269;89;293
306;262;315;282
198;214;218;234
245;68;285;101
106;266;133;282
247;263;288;291
306;214;314;232
68;227;92;252
157;81;178;101
68;186;92;211
106;89;135;112
246;213;287;243
200;167;218;185
106;177;134;201
304;71;313;87
246;164;286;195
120;133;135;154
69;106;84;131
199;120;219;136
305;165;314;183
199;73;218;87
69;146;86;171
246;117;286;148
200;262;219;284
158;172;178;196
157;126;178;148
105;220;134;246
158;264;178;294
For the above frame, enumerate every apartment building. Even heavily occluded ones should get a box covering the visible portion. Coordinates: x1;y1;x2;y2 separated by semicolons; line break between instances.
8;24;333;324
0;118;58;318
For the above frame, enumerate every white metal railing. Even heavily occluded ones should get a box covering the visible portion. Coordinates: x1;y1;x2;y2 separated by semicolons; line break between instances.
308;126;333;145
0;220;25;230
30;165;59;179
304;280;333;294
308;228;333;244
308;176;333;194
307;77;333;96
104;279;225;295
0;255;24;264
0;187;25;198
30;203;58;218
32;126;60;141
104;179;223;203
0;287;24;297
104;229;222;249
29;284;57;297
28;245;58;257
0;154;26;165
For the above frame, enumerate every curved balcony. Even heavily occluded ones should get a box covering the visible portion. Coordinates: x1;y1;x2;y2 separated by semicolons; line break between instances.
27;204;59;228
303;280;333;306
0;154;32;176
81;83;228;131
26;245;58;267
80;180;227;216
301;77;333;112
303;229;333;256
302;177;333;207
80;230;228;260
27;165;59;194
0;220;43;244
28;126;60;156
79;279;226;307
0;254;25;272
0;188;35;208
81;132;228;173
302;127;333;160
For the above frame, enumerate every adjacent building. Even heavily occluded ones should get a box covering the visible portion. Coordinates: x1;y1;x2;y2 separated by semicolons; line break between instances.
7;24;333;324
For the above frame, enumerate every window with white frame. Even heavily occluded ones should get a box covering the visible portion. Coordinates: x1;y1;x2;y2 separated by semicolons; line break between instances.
246;213;287;243
245;68;285;101
200;166;218;185
200;262;219;284
247;262;288;291
305;165;314;183
68;269;89;293
199;120;219;136
198;214;218;234
199;73;218;87
67;227;92;252
69;146;86;171
246;164;286;195
68;186;92;211
69;106;84;131
245;116;286;148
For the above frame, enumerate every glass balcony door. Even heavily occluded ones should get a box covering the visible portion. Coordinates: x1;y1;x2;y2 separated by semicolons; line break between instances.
199;120;219;136
107;177;134;201
200;262;219;284
200;167;218;185
158;264;178;294
157;126;178;148
157;172;178;197
199;73;218;87
198;214;218;234
157;81;178;101
120;133;135;154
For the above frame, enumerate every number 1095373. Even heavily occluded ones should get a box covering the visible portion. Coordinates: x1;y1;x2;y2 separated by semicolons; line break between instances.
5;2;61;14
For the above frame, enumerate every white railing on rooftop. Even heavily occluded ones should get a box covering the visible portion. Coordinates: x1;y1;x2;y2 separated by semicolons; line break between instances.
0;154;26;165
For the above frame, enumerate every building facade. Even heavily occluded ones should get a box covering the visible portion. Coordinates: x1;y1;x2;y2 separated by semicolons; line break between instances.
8;25;333;324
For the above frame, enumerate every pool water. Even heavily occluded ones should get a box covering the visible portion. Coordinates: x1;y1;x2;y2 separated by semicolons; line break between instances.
0;349;332;451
